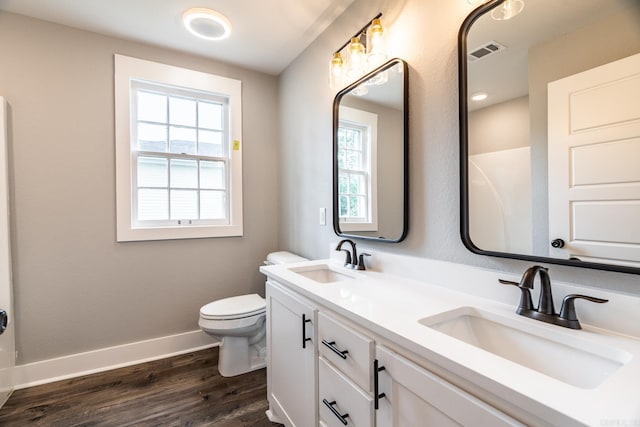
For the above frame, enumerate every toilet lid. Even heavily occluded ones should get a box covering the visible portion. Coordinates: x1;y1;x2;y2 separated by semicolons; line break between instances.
200;294;266;320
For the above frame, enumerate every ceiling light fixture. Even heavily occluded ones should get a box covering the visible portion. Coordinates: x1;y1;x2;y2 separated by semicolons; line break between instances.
471;92;488;102
329;13;389;91
182;8;232;41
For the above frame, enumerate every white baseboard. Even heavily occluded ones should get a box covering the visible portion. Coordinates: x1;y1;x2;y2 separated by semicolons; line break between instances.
14;330;219;389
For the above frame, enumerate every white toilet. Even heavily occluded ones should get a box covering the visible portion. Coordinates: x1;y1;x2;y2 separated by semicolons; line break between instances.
198;251;307;377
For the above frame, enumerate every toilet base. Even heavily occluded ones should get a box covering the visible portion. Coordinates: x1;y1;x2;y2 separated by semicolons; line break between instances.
218;335;266;377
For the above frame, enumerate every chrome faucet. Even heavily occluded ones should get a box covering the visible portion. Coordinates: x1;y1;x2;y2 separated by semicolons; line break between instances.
500;265;608;329
335;239;370;270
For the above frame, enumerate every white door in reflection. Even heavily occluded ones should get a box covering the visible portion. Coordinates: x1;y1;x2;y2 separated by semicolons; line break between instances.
548;53;640;267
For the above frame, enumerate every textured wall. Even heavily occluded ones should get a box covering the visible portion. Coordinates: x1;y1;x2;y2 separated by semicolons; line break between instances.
277;0;640;292
0;13;280;364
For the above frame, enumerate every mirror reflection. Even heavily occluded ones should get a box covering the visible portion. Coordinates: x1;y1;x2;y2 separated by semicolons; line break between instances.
462;0;640;272
334;58;408;242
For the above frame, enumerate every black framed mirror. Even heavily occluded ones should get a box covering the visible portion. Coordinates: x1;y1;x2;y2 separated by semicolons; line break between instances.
459;0;640;274
333;58;408;242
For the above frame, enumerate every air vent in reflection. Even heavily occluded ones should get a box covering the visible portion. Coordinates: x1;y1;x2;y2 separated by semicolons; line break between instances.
468;41;506;62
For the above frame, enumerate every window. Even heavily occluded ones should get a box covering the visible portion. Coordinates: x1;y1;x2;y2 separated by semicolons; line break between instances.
115;55;242;241
337;106;378;231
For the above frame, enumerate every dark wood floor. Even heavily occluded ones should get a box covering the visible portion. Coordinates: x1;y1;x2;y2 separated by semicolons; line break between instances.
0;347;279;426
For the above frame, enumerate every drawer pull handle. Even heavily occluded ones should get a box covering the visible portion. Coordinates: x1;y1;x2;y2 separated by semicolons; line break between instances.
374;359;386;410
302;314;312;349
323;398;350;425
322;339;349;359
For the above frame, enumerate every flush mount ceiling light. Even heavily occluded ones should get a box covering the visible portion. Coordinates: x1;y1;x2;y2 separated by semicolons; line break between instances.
182;8;232;41
471;92;488;101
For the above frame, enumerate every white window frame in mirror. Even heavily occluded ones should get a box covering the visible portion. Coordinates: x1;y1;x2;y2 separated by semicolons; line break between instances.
337;106;378;232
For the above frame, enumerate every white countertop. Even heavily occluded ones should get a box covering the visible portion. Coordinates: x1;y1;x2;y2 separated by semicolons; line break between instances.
261;259;640;427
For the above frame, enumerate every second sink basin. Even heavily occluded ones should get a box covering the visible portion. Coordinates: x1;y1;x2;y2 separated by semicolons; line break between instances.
288;264;358;284
419;307;632;389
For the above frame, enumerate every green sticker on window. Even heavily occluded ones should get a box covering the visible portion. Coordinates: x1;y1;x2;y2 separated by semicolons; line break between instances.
233;140;240;151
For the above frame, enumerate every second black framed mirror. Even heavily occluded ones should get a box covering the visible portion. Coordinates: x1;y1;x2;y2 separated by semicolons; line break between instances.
333;58;408;243
459;0;640;274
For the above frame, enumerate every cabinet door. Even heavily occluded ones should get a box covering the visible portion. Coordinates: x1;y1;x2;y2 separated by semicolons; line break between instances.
266;281;317;427
375;346;524;427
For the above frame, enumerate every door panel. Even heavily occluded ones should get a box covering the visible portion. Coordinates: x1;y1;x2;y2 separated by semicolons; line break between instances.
548;53;640;266
0;96;15;407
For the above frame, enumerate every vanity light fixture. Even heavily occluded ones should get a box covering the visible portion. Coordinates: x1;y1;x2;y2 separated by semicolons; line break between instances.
182;8;232;41
329;13;388;91
491;0;524;20
471;92;488;101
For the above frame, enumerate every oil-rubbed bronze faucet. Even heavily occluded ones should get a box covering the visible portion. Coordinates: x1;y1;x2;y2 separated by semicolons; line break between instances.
500;265;608;329
335;240;370;270
336;239;357;268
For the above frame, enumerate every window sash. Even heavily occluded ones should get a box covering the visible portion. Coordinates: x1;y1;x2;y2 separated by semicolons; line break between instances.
338;122;371;222
130;81;231;227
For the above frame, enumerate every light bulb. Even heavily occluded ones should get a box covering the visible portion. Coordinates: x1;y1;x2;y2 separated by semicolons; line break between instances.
347;37;366;83
367;18;387;68
329;52;344;90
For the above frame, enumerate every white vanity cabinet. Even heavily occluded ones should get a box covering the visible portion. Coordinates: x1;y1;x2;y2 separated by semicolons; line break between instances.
375;346;524;427
317;311;374;426
265;280;317;427
265;277;524;427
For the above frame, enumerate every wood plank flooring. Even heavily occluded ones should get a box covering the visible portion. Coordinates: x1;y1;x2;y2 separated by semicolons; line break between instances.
0;347;279;426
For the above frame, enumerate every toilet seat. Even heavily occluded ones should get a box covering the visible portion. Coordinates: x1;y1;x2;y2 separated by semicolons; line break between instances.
200;294;266;320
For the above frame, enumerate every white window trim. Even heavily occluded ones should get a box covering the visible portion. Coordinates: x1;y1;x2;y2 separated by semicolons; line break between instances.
115;54;242;242
338;106;378;232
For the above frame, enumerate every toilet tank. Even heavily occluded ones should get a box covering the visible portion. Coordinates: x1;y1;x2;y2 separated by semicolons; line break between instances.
265;251;308;265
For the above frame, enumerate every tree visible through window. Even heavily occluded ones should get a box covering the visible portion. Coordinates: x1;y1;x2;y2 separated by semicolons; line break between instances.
337;105;378;231
338;122;368;221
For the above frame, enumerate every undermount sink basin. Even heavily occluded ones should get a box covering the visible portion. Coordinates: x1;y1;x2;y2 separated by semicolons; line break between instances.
289;264;357;284
419;307;632;389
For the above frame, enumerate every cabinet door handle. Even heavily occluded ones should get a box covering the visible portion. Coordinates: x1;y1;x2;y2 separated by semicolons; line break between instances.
322;339;349;359
322;398;350;425
374;359;386;410
302;313;312;349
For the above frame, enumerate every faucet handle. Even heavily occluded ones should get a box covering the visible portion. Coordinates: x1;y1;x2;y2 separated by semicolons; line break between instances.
558;294;608;329
356;253;371;270
499;279;534;312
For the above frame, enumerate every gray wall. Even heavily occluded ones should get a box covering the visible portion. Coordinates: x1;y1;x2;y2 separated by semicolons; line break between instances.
278;0;640;293
0;13;280;364
468;96;529;156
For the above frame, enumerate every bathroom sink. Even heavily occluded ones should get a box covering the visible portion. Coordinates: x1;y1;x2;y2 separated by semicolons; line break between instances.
419;307;632;389
288;264;358;284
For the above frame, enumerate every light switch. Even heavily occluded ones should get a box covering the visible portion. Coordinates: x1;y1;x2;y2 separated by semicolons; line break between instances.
319;207;326;226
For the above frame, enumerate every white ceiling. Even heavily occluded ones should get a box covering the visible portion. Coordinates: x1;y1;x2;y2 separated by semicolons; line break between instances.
466;0;638;110
0;0;356;75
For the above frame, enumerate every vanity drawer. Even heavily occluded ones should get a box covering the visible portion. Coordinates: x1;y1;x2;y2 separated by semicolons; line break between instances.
319;357;373;427
318;311;374;391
